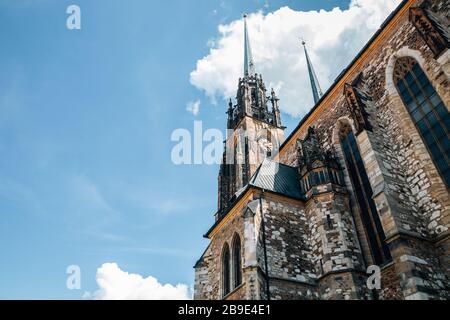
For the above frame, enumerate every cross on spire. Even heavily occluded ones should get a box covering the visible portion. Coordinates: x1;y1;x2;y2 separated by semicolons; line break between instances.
301;39;323;104
243;13;255;77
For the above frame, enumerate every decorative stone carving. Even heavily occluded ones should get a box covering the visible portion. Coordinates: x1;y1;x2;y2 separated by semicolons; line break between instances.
344;79;373;134
409;7;450;58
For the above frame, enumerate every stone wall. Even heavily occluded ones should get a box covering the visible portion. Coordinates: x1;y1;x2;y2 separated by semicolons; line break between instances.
277;0;449;299
318;271;370;300
260;195;314;281
224;284;247;300
389;235;449;299
194;194;248;300
305;188;371;299
193;244;213;300
305;191;365;275
268;278;318;300
257;193;318;299
195;0;449;300
379;262;404;300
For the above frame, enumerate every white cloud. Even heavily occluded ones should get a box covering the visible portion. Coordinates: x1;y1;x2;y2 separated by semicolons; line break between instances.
186;100;201;116
190;0;401;117
93;263;191;300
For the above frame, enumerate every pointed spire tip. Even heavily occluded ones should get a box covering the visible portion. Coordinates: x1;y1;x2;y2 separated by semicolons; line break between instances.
300;37;306;46
243;12;255;76
301;38;323;104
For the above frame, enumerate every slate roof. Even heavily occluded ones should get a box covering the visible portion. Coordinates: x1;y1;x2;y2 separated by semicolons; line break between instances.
204;159;303;238
248;159;303;200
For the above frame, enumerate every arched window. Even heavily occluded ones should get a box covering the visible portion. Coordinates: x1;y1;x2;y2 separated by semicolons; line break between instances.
394;56;450;187
222;244;231;297
232;235;242;288
339;122;391;265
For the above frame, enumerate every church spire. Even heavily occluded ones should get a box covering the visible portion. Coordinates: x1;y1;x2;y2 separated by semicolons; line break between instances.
226;13;284;130
243;13;255;77
302;40;323;104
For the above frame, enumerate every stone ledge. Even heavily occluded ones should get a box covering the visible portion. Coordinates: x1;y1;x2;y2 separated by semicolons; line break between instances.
223;282;246;300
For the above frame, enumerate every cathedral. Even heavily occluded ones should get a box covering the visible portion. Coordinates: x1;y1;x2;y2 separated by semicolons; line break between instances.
194;0;450;300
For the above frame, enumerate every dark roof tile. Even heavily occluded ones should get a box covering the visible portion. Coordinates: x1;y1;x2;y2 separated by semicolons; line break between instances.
249;159;302;199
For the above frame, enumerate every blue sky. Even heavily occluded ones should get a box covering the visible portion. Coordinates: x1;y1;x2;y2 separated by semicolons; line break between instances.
0;0;387;299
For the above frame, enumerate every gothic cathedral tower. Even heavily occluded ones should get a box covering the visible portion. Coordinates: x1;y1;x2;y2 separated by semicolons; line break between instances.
217;14;285;218
195;1;450;300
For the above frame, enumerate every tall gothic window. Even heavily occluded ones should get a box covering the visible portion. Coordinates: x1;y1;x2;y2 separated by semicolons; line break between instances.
394;57;450;187
339;123;391;265
232;235;242;289
222;244;231;297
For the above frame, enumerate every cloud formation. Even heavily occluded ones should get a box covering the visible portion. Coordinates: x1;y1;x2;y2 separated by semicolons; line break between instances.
190;0;401;117
93;263;191;300
186;100;201;116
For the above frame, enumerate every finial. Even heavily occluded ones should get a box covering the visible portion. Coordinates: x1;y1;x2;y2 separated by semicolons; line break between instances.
270;88;279;103
300;37;306;46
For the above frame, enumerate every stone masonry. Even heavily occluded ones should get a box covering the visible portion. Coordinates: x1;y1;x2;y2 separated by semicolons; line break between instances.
194;0;450;300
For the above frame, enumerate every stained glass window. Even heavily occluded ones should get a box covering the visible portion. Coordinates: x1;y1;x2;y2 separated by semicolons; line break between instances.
340;124;391;265
394;57;450;187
